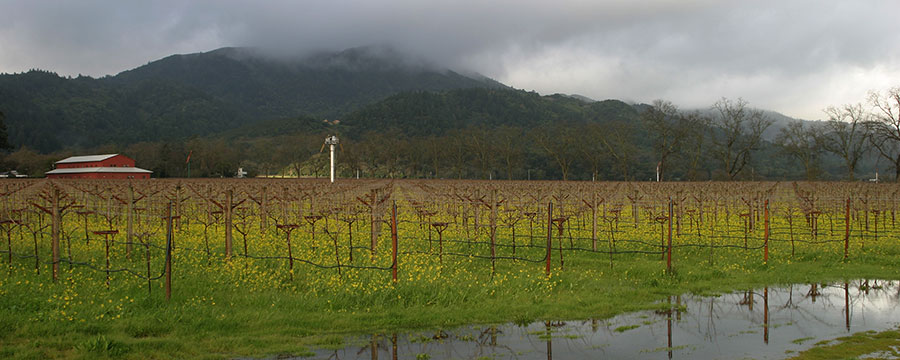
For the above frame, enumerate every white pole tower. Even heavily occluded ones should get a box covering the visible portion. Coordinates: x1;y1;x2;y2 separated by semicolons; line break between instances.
324;135;340;183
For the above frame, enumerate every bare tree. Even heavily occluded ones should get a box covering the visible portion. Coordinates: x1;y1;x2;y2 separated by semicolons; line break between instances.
598;120;639;180
357;131;384;177
247;137;283;177
288;134;320;178
707;98;773;180
302;153;329;178
532;124;579;181
493;126;525;180
577;122;611;181
338;138;364;178
420;135;445;178
775;121;823;180
373;129;407;178
466;126;496;179
868;87;900;181
641;100;694;181
404;136;427;177
445;130;471;179
821;103;871;180
682;112;708;180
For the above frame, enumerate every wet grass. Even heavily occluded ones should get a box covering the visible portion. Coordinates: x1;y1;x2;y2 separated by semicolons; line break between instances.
789;328;900;360
614;324;641;333
2;204;899;359
3;249;898;359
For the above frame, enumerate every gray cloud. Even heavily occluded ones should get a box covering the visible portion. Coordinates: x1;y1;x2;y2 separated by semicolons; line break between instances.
1;0;898;119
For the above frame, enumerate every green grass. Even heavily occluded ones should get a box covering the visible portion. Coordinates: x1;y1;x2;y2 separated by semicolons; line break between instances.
3;248;896;359
792;337;815;345
789;329;900;359
614;324;641;333
2;198;899;359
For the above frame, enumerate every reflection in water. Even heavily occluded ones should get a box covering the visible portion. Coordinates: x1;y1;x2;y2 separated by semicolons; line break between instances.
309;280;899;360
667;296;673;360
845;282;850;331
764;287;769;345
545;321;551;360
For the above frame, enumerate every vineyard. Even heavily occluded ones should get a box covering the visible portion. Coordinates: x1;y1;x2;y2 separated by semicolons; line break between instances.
1;179;899;358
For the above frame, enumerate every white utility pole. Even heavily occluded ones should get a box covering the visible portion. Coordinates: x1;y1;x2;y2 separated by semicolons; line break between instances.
324;135;340;183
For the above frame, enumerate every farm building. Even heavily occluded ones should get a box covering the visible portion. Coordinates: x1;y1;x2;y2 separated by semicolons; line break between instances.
45;154;152;179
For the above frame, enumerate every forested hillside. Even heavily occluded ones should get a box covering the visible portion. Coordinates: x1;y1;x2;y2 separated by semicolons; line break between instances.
0;46;891;182
9;87;874;181
338;89;637;137
0;46;502;152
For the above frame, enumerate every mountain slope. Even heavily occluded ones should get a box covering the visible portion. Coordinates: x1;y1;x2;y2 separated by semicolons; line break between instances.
337;88;640;138
0;46;504;152
109;46;504;119
0;70;243;152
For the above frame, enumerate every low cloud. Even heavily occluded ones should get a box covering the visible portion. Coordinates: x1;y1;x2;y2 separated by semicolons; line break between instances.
1;0;898;119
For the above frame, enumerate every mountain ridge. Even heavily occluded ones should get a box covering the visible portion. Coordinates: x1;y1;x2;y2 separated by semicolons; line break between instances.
0;46;504;152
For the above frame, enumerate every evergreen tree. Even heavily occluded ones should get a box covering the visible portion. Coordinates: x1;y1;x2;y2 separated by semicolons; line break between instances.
0;111;12;151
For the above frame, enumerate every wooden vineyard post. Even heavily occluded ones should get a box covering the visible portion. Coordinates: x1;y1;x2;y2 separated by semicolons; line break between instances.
165;202;173;301
844;197;850;260
355;189;382;256
77;210;93;245
327;225;343;280
175;184;182;231
32;186;66;282
2;219;20;265
473;189;481;242
126;183;134;258
431;222;448;264
145;231;152;295
391;200;398;283
276;224;299;281
764;199;769;264
546;202;552;278
342;216;357;263
89;229;120;288
260;186;268;230
553;217;566;270
590;192;597;251
225;189;233;260
490;189;497;275
371;189;378;254
667;198;673;274
51;187;60;282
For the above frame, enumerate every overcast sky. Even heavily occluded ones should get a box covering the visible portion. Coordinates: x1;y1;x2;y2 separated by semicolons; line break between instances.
2;0;898;120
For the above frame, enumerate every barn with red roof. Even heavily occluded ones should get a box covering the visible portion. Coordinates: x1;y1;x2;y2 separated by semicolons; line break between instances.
45;154;152;179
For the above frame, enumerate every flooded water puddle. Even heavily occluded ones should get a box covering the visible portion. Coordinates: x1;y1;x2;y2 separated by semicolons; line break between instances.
309;280;900;359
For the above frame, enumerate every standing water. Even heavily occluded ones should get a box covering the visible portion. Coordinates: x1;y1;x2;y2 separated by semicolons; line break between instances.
306;280;899;359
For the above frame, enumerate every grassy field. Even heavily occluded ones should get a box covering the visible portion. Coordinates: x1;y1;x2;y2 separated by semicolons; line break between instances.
789;328;900;359
1;179;898;359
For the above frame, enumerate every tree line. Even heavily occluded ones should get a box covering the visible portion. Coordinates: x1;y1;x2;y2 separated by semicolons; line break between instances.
1;87;897;181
